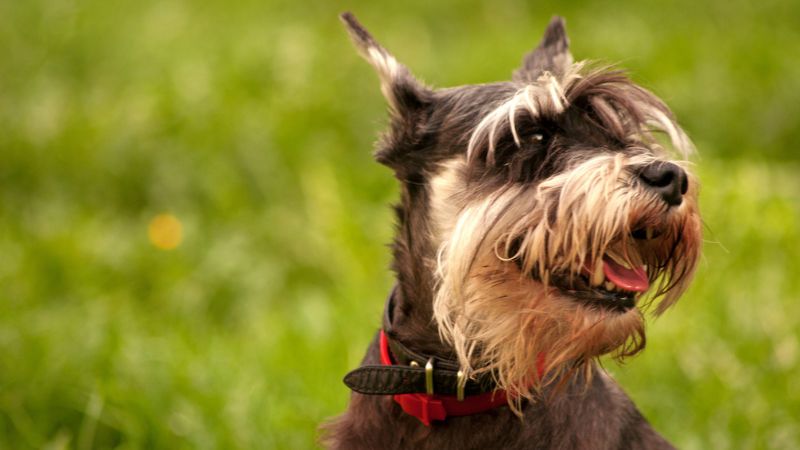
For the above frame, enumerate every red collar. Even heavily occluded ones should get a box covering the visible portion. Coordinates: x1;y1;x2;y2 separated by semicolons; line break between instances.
379;330;509;425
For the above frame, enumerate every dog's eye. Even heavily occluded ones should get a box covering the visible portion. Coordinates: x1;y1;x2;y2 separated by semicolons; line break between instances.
529;131;550;145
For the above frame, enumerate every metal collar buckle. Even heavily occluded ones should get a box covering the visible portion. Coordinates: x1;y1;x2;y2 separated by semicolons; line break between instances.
422;357;465;401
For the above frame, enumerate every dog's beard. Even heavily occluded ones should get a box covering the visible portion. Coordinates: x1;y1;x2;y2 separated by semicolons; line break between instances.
432;152;702;411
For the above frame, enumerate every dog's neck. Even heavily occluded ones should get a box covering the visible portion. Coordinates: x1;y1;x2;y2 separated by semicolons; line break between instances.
387;183;456;359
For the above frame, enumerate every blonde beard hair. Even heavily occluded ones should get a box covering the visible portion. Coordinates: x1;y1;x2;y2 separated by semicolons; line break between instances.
431;152;702;414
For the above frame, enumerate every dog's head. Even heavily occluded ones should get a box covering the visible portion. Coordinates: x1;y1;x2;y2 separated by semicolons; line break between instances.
342;13;701;406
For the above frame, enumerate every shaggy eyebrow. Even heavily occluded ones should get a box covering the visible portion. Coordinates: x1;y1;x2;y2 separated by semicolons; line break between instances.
466;64;694;169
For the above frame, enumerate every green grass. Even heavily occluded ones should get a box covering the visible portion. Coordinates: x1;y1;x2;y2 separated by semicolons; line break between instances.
0;0;798;448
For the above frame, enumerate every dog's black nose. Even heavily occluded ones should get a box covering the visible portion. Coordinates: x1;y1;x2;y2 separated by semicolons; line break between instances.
638;162;688;206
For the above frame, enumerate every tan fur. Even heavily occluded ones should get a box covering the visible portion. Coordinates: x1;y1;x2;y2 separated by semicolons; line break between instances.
428;157;470;244
364;47;403;111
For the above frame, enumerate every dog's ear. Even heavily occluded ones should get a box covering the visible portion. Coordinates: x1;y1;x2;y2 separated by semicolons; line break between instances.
340;12;433;118
513;16;574;82
340;12;436;172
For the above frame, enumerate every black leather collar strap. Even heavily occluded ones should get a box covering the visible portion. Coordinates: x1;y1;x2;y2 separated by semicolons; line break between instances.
343;288;498;397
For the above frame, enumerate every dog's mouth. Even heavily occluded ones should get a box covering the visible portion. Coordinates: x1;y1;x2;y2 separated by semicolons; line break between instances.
565;253;648;312
527;226;664;312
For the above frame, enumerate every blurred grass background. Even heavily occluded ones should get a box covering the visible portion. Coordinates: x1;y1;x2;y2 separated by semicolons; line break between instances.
0;0;798;448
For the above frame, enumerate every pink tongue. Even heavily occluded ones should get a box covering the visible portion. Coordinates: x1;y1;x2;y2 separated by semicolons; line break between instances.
602;257;649;292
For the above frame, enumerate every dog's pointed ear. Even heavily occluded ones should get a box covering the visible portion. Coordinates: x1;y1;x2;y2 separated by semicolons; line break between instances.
341;12;435;172
340;12;433;118
513;16;574;82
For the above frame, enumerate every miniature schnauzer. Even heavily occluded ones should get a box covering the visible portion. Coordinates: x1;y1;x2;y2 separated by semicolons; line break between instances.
323;12;701;450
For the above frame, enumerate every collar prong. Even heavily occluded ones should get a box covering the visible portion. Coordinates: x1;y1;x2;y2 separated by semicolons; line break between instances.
425;358;434;395
456;370;465;401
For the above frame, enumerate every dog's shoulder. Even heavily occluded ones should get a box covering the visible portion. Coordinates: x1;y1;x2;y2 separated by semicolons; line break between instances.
520;369;675;450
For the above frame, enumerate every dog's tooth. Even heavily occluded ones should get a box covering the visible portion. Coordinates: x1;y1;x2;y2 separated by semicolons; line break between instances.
604;281;616;291
646;227;654;240
591;261;604;286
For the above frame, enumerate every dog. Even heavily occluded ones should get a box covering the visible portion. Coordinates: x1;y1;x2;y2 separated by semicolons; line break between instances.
323;13;701;450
